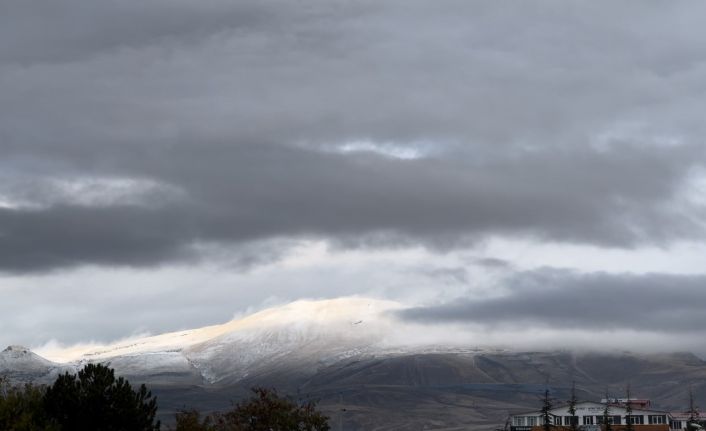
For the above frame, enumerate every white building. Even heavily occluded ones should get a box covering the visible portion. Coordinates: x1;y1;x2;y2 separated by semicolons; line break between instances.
510;401;678;431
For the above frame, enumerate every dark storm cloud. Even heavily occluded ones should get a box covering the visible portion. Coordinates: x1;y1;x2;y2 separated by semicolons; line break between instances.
400;269;706;333
0;142;701;272
0;0;283;64
2;1;706;272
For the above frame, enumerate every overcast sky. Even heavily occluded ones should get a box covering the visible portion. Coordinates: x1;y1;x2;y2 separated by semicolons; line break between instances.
2;1;706;353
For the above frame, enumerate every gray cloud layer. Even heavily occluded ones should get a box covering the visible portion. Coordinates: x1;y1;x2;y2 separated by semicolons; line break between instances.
400;269;706;333
2;1;706;272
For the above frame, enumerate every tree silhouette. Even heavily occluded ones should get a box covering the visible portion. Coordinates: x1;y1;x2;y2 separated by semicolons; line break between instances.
568;382;578;431
602;393;612;431
624;385;634;431
174;387;329;431
44;363;160;431
541;389;553;431
0;376;58;430
687;387;700;431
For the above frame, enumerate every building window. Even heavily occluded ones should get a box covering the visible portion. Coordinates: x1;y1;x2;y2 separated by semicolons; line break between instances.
671;420;683;430
627;416;644;425
555;416;563;426
584;416;594;425
599;416;622;425
513;416;541;427
565;416;579;426
650;416;667;425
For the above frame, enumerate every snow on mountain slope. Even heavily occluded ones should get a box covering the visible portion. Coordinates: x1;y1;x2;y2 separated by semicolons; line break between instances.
28;297;404;384
0;345;74;382
183;298;402;383
1;345;55;371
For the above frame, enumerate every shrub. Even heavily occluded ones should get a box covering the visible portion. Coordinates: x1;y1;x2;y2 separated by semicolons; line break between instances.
174;387;329;431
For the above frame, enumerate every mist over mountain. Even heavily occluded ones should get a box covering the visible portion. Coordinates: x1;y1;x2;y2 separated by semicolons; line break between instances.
3;298;706;430
4;3;706;429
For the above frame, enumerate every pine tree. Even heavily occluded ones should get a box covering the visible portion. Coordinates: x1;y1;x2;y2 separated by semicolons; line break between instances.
568;382;578;431
602;393;612;431
541;389;553;431
0;377;59;430
624;385;634;431
687;387;700;431
44;363;160;431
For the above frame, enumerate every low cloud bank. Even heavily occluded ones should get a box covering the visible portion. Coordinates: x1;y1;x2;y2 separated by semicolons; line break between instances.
399;269;706;345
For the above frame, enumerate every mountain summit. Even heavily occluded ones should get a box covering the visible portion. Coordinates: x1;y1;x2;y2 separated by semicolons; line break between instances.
4;298;706;430
0;344;72;381
23;297;404;385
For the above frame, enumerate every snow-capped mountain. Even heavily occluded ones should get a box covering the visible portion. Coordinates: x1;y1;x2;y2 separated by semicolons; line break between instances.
6;297;405;385
0;345;73;382
5;298;706;430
